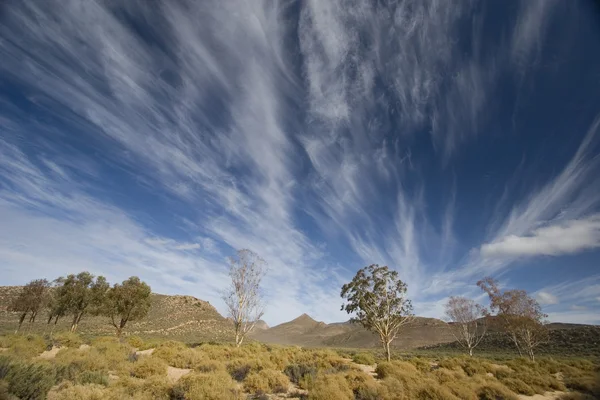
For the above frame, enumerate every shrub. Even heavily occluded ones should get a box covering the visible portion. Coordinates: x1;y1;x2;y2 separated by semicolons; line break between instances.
5;360;57;400
3;335;47;359
126;336;145;349
172;371;240;400
499;377;535;396
131;356;168;379
476;382;518;400
195;360;226;373
153;343;204;369
47;383;108;400
344;370;378;400
53;332;83;348
378;378;405;400
352;353;375;366
375;361;418;380
408;357;432;373
308;373;353;400
414;382;460;400
284;364;318;386
76;370;109;387
243;369;289;394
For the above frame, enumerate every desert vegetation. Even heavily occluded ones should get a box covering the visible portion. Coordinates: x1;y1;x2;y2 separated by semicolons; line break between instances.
1;261;599;399
0;333;598;400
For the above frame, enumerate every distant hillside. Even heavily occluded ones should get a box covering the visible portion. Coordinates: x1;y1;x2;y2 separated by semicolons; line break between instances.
0;286;233;342
251;313;456;349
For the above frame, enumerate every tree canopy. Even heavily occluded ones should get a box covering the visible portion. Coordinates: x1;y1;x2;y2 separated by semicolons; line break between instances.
341;264;413;361
103;276;152;337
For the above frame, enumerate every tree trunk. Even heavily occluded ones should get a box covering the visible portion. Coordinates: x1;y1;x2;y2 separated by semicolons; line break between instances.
235;330;241;348
71;314;78;332
383;339;391;362
468;347;473;357
16;312;27;334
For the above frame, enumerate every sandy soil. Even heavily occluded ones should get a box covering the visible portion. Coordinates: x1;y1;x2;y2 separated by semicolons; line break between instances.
167;366;191;383
518;392;566;400
38;346;63;359
79;344;91;350
136;348;155;356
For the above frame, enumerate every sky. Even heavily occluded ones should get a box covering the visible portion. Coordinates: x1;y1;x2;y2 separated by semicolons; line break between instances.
1;0;600;326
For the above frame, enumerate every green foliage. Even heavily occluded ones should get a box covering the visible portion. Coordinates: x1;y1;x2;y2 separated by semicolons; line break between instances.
76;370;109;386
102;277;151;336
4;360;57;400
9;279;50;332
340;264;413;361
54;272;109;332
131;356;167;378
352;353;375;366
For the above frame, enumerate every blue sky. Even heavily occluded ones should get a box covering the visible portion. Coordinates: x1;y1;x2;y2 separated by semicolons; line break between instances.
1;0;599;326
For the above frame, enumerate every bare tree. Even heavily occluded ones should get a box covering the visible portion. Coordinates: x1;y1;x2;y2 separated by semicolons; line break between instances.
223;249;267;347
478;277;548;361
444;296;488;356
341;264;414;361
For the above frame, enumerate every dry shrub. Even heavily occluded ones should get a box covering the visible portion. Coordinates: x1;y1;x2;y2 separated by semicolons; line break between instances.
414;382;461;400
243;369;289;394
2;335;47;359
47;383;108;400
375;361;419;380
408;357;432;373
352;353;375;366
499;377;536;396
195;360;226;373
126;336;145;349
284;363;318;388
173;371;240;400
378;377;405;400
559;393;597;400
475;381;518;400
53;332;83;349
153;342;204;369
131;356;168;378
308;373;353;400
344;370;378;400
76;370;109;386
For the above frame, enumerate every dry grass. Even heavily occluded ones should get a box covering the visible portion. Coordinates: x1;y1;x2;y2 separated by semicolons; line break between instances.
0;333;598;400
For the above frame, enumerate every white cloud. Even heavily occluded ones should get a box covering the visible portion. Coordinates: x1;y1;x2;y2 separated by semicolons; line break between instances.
536;291;559;305
481;216;600;258
570;305;587;311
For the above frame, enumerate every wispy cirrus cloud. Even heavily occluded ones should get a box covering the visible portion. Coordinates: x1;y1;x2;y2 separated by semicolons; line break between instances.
0;0;598;325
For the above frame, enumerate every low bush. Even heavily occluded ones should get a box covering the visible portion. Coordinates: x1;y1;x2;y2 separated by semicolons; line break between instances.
126;336;145;349
2;335;47;359
344;370;378;400
375;361;419;380
476;381;518;400
499;377;536;395
284;363;318;387
52;332;83;349
172;371;240;400
47;383;108;400
131;356;168;379
243;369;289;394
308;373;353;400
195;360;226;373
153;342;204;369
4;360;57;400
76;370;109;386
352;353;375;366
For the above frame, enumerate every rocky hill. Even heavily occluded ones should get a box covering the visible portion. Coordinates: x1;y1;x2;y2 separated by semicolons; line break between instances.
0;286;233;342
251;313;456;349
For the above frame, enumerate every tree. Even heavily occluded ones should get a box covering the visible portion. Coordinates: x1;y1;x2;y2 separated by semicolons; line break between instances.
9;279;50;333
45;283;68;335
103;276;152;337
341;264;414;361
223;249;267;347
478;277;548;361
444;296;488;356
55;272;109;332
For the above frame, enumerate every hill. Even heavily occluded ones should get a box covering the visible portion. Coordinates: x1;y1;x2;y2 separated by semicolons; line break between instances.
251;313;456;349
0;286;233;342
